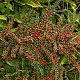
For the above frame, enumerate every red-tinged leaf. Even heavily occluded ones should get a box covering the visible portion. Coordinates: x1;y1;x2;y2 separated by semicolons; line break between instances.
75;62;80;72
47;51;50;54
76;65;80;72
50;55;53;61
53;53;58;63
0;33;2;38
29;58;34;63
58;78;61;80
46;75;53;80
11;33;22;43
52;60;55;65
11;52;16;58
78;53;80;56
6;76;10;80
19;46;23;56
39;76;45;80
46;26;52;32
25;52;34;63
5;29;10;35
45;34;50;39
9;22;12;27
15;45;20;51
39;59;46;64
32;77;35;80
15;76;20;80
69;52;73;58
7;46;13;54
66;24;72;28
34;47;42;58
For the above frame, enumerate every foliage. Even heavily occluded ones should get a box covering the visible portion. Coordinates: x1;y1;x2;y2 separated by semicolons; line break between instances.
0;0;80;80
0;0;80;30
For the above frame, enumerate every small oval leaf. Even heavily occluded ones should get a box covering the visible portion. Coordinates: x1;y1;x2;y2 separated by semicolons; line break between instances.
6;61;16;67
26;1;43;8
0;15;7;20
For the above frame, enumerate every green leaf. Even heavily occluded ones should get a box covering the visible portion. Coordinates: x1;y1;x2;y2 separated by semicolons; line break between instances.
0;24;3;28
6;61;16;67
20;5;29;15
25;1;43;8
0;3;5;10
6;59;21;67
40;0;53;3
5;72;18;77
60;55;68;65
40;68;44;76
6;3;13;11
15;18;22;23
72;52;77;59
0;68;5;71
69;1;76;11
54;0;62;7
68;67;75;71
72;12;79;23
10;28;16;32
0;15;7;20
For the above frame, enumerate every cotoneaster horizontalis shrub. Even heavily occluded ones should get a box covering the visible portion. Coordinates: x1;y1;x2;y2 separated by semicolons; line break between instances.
0;10;80;80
